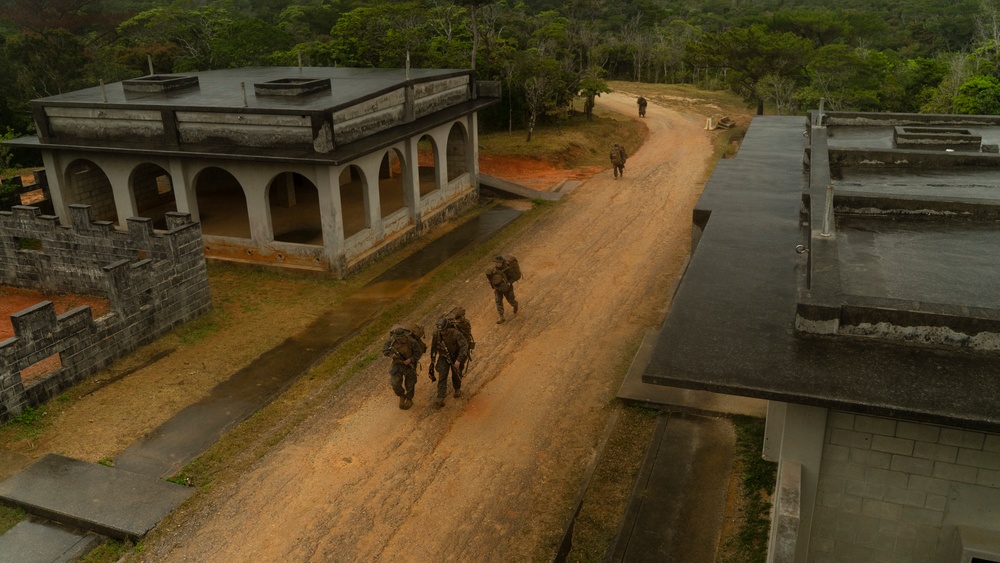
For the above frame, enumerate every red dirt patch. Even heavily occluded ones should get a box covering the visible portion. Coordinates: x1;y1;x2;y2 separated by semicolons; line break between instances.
0;286;110;342
479;154;603;191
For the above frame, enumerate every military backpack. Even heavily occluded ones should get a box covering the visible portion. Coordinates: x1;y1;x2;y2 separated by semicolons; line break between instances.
501;255;522;282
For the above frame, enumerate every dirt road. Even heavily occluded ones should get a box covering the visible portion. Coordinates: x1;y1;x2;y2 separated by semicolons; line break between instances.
138;92;715;562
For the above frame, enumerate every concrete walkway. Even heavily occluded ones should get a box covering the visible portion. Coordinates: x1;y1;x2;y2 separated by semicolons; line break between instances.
0;202;524;562
606;330;767;561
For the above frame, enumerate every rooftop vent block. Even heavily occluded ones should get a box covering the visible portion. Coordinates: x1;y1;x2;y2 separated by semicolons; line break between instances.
122;74;199;93
893;126;982;151
254;78;331;97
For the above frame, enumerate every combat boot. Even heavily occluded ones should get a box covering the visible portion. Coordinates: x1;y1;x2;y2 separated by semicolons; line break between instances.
435;398;446;408
496;315;505;324
454;388;462;398
402;398;413;410
398;396;406;409
513;302;519;315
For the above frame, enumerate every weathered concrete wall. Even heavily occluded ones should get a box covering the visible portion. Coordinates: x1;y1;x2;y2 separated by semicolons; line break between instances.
0;205;212;423
809;411;1000;562
45;107;165;141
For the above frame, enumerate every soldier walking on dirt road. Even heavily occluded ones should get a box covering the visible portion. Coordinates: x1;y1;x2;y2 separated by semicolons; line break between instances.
429;316;469;408
486;255;519;324
610;143;627;178
382;324;427;410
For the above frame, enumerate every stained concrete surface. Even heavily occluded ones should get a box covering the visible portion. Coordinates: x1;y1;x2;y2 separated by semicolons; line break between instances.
837;216;1000;310
0;454;193;540
0;519;98;563
608;413;735;563
644;115;1000;433
617;330;767;418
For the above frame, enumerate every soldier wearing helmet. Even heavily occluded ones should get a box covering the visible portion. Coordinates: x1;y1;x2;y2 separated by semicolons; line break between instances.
486;255;519;324
429;314;470;408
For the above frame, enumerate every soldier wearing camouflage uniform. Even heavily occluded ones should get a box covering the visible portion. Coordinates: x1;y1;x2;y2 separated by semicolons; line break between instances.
610;143;627;178
384;327;425;410
486;256;518;324
429;317;469;408
448;307;475;373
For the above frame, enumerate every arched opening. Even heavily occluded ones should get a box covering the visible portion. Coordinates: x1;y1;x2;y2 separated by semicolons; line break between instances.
65;159;117;225
130;163;176;230
417;135;439;196
446;123;469;182
379;148;406;218
194;167;250;238
267;172;322;246
339;165;367;239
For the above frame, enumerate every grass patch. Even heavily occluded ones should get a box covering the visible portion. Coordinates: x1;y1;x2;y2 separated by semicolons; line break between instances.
0;504;25;535
718;415;777;563
3;406;48;439
81;539;139;563
479;109;646;170
565;406;660;561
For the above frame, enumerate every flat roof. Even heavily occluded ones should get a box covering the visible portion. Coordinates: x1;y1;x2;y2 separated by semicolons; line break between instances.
31;67;471;113
643;116;1000;433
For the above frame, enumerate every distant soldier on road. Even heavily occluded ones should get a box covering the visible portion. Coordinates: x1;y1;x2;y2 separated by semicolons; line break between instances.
637;96;647;117
486;255;520;324
610;143;628;179
429;317;469;408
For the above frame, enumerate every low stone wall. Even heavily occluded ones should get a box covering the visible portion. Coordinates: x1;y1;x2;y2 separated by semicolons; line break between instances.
0;204;212;423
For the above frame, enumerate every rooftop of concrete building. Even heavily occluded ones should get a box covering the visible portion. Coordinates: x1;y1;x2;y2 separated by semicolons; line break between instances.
644;112;1000;433
31;66;472;112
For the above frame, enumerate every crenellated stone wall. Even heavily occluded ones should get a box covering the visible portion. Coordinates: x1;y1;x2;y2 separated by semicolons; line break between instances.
0;204;212;422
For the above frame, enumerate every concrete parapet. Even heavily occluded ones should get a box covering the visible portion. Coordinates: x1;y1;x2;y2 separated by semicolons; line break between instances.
0;204;211;423
770;460;802;563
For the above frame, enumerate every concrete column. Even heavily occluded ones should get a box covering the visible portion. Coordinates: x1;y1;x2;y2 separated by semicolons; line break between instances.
105;164;137;229
41;151;69;224
470;112;481;182
361;158;382;238
766;402;827;563
401;137;420;226
434;129;449;193
168;158;195;221
317;165;344;274
241;172;272;244
763;400;786;462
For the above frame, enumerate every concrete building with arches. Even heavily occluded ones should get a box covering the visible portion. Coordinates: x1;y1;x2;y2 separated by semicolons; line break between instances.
5;67;500;276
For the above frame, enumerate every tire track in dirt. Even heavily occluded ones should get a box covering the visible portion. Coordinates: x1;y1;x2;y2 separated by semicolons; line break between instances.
141;92;715;562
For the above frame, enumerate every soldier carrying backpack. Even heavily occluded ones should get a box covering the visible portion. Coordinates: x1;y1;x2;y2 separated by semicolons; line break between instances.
486;255;521;324
429;316;469;408
382;323;427;410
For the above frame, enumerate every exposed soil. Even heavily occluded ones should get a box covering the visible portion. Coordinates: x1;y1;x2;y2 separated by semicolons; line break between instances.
2;91;737;560
0;288;110;342
130;92;718;561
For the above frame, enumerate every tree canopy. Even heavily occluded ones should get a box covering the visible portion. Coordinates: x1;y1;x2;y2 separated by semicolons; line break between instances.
1;0;1000;150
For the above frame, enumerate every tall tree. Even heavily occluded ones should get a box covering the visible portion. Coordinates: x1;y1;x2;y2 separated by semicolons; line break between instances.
687;24;812;114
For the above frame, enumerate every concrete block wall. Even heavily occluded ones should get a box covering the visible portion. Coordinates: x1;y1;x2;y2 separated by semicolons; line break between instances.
0;205;212;423
810;410;1000;562
72;169;116;221
132;167;173;213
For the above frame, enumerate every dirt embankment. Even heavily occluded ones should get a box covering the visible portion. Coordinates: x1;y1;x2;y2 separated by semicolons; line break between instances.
125;92;716;562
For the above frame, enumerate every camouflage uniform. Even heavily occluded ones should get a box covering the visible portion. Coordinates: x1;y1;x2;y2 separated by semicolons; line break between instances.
637;96;647;117
448;307;475;372
486;257;518;323
610;144;627;178
430;323;469;405
384;330;424;410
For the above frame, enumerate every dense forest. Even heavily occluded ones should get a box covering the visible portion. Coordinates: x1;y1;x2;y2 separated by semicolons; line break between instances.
3;0;1000;167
